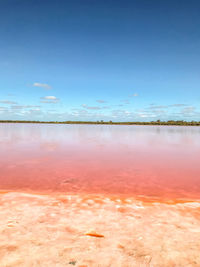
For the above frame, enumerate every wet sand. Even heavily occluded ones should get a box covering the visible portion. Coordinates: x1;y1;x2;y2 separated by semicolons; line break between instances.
1;191;200;267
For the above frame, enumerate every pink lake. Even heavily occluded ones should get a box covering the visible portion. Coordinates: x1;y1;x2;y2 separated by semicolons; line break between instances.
0;123;200;202
1;123;200;266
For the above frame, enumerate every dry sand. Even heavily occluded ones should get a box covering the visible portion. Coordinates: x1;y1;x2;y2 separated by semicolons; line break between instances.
0;191;200;267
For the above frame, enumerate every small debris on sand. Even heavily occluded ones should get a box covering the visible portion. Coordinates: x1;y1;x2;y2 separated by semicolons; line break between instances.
85;231;104;238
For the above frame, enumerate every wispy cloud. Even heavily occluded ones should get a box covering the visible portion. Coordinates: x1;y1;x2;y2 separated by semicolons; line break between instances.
181;106;196;114
0;106;7;111
170;104;188;107
148;104;188;110
82;104;102;110
111;109;134;118
0;100;17;105
121;100;130;104
129;93;138;97
148;105;168;109
143;103;199;120
71;108;106;119
170;106;200;119
42;96;57;100
82;104;109;110
11;105;41;109
33;83;52;90
135;107;166;118
96;99;106;103
40;96;59;103
137;113;157;118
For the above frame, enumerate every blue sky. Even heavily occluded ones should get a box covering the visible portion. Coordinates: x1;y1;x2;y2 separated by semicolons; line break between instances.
0;0;200;121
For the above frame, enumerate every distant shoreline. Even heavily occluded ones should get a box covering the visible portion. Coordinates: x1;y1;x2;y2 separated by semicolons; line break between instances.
0;120;200;126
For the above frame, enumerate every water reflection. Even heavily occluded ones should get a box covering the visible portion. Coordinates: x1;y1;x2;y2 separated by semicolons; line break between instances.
0;123;200;200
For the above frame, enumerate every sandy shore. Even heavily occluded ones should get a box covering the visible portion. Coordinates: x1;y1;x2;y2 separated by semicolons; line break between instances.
0;192;200;267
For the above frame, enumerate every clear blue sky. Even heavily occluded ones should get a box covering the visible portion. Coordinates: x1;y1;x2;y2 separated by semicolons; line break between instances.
0;0;200;121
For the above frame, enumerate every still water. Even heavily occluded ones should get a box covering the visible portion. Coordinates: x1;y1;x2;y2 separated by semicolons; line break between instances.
0;123;200;201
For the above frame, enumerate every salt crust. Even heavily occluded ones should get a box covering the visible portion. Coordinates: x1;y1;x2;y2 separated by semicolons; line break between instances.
0;192;200;267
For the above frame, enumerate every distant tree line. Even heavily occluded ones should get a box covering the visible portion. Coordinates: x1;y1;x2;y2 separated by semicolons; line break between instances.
0;119;200;126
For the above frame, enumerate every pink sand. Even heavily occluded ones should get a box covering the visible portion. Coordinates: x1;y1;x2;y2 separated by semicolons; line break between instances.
1;192;200;266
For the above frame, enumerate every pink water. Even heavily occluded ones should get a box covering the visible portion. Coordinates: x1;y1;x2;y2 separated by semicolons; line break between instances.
1;124;200;266
0;123;200;201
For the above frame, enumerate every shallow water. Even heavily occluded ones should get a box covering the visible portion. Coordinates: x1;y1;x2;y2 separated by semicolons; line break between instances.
1;123;200;266
0;123;200;201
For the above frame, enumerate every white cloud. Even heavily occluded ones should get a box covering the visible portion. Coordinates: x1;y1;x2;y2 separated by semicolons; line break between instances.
33;83;51;90
43;96;57;100
136;112;157;118
170;104;187;107
149;103;188;109
111;109;133;118
40;96;60;103
0;107;7;111
0;100;17;104
96;100;106;103
11;105;41;109
82;104;109;110
82;104;101;110
148;105;168;109
181;106;196;114
129;93;138;97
